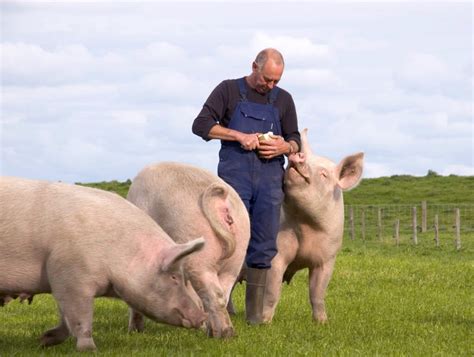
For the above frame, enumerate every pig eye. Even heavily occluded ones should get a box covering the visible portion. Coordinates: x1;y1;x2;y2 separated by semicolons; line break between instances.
320;169;329;179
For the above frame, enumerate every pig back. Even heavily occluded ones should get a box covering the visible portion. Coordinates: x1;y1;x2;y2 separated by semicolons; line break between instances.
128;162;249;260
0;176;167;292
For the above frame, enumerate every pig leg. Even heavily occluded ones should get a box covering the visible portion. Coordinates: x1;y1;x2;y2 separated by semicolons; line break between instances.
220;273;239;315
308;258;336;323
226;266;246;315
0;295;14;306
261;256;288;323
193;272;234;338
128;308;145;332
225;283;238;315
226;293;236;315
40;313;70;347
55;294;96;351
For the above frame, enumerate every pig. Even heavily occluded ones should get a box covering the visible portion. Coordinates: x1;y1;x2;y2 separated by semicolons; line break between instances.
0;293;34;306
0;177;207;352
127;162;250;338
250;128;364;323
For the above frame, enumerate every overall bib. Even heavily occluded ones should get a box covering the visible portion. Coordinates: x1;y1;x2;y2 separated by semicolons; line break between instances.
218;78;285;269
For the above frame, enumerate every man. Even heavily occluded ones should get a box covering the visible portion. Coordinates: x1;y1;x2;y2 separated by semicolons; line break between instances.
192;48;300;324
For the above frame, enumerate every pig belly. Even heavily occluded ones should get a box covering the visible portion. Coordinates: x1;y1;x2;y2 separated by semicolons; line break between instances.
0;261;50;294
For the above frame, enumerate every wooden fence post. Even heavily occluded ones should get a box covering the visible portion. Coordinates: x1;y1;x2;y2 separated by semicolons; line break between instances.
350;207;355;240
394;219;400;246
361;209;366;241
412;206;418;245
434;214;439;247
377;208;383;241
455;208;461;250
421;201;427;233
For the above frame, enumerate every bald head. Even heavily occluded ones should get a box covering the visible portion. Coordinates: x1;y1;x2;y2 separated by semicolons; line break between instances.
246;48;285;94
254;48;285;71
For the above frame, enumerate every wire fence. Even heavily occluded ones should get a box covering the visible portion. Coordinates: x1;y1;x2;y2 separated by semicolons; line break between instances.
343;202;474;249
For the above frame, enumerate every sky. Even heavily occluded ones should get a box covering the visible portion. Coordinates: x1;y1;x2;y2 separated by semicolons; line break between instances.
1;1;472;183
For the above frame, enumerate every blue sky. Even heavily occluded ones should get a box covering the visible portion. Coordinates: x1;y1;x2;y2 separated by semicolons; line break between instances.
1;1;472;183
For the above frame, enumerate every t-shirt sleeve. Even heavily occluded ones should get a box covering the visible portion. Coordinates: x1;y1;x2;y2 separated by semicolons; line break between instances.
192;81;228;141
281;93;301;150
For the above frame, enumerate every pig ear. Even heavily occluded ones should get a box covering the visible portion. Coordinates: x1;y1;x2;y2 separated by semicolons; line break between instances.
336;152;364;191
161;237;205;271
300;128;314;156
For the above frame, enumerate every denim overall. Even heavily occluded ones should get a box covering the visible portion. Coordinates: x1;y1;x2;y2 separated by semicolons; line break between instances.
218;78;285;269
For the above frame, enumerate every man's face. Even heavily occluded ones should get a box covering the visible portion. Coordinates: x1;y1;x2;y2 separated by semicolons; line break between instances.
253;59;284;94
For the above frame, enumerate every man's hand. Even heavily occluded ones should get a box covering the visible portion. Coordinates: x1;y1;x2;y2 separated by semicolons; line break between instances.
238;132;261;151
257;134;289;159
208;125;261;150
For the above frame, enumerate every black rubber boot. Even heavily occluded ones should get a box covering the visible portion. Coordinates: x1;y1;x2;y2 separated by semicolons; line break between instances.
245;268;267;325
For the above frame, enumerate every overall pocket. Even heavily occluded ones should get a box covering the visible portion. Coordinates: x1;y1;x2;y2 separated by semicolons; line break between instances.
228;102;274;134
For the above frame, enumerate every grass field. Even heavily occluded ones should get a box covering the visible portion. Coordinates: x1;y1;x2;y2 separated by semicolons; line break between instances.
343;173;474;205
1;238;472;356
78;172;474;205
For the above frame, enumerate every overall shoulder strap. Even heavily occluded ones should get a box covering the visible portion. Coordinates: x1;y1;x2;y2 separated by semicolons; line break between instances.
237;77;247;101
268;86;280;104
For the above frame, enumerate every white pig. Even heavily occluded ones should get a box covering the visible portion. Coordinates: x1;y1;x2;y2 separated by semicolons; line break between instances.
127;162;250;338
260;128;364;323
0;177;207;352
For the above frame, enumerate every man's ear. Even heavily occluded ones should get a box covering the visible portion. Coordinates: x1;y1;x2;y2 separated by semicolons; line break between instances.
252;61;259;72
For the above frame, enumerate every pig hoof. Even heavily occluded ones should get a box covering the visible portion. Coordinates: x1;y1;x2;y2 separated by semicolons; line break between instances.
206;325;214;337
76;338;97;352
1;296;13;306
261;312;273;324
128;310;145;332
314;313;328;324
40;328;70;347
199;321;208;334
128;322;144;333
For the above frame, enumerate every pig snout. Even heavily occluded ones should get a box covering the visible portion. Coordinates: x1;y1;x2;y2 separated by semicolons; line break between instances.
287;152;310;182
175;307;207;329
288;151;305;164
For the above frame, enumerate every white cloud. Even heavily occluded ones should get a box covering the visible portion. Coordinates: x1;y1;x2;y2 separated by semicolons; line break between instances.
138;42;188;66
363;162;396;178
109;110;149;126
1;43;88;83
333;35;388;52
251;32;331;66
136;70;192;98
393;52;466;96
440;165;474;176
1;42;132;85
285;68;343;90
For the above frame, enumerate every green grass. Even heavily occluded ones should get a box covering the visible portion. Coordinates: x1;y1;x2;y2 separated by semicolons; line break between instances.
344;174;474;205
77;174;474;205
1;239;472;356
77;179;131;199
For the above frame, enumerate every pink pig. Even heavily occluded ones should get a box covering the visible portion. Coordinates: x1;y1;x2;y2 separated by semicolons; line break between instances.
127;162;250;338
0;177;207;351
239;128;364;323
